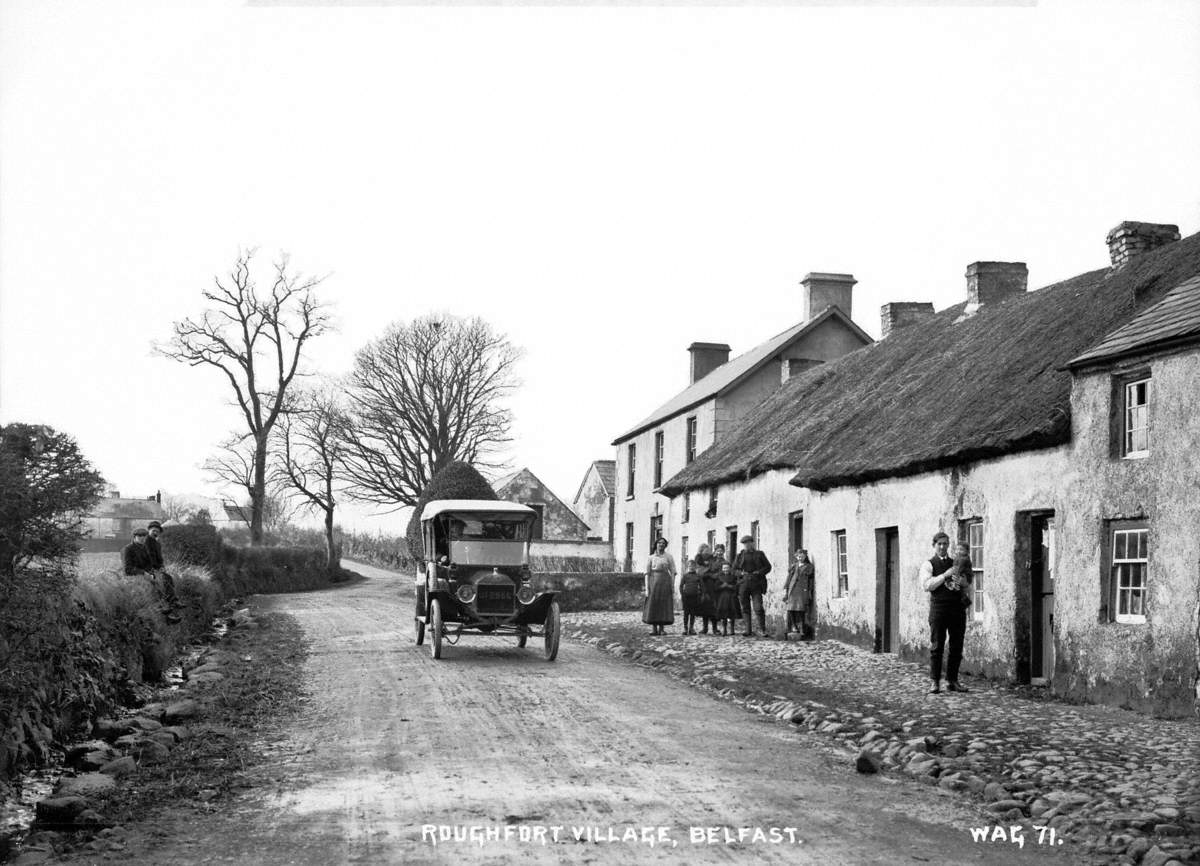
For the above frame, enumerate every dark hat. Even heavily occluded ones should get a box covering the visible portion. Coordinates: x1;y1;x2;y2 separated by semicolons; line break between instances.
132;528;149;537
740;534;754;543
147;520;163;530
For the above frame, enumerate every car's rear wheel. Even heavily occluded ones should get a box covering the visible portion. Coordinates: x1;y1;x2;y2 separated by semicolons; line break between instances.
544;600;560;662
430;599;443;660
414;614;425;646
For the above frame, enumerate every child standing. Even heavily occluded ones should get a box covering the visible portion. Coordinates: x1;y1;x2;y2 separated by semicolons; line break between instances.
714;561;741;636
679;561;703;635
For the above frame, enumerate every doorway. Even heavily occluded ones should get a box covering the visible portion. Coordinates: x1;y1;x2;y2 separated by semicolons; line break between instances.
725;526;738;561
874;527;900;653
1030;515;1055;683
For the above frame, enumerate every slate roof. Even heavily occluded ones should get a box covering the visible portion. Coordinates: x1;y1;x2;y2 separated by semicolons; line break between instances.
1067;274;1200;369
660;230;1200;496
572;460;617;505
612;306;872;445
593;460;616;496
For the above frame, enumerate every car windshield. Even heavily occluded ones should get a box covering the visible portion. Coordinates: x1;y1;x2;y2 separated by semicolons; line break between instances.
446;516;530;541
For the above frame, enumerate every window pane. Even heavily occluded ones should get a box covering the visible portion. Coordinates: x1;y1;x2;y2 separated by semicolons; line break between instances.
1114;532;1127;561
1129;588;1144;616
1136;530;1148;560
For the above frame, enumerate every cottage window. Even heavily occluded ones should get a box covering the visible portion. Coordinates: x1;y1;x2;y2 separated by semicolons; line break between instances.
1110;526;1148;624
963;519;985;617
1123;378;1150;458
833;531;848;597
649;514;664;553
681;536;689;567
706;529;716;551
654;431;665;488
682;492;690;523
706;486;718;519
626;443;636;497
624;522;635;572
750;520;760;547
686;417;698;464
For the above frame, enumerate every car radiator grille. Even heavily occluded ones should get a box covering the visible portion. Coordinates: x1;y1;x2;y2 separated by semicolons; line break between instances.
476;583;515;614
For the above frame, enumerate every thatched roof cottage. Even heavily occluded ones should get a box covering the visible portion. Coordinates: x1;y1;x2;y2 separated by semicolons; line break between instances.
654;221;1200;716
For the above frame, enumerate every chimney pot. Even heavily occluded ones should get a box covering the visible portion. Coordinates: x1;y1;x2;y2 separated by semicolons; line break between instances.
687;342;731;384
880;301;936;338
801;272;855;321
1105;221;1180;269
966;261;1027;308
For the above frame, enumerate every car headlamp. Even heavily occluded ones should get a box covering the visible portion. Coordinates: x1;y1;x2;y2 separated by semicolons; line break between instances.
456;585;477;604
516;583;535;605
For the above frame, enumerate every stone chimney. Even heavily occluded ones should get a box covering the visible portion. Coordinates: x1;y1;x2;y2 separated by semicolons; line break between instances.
880;302;936;338
780;357;823;384
801;272;855;321
1106;221;1180;269
688;342;731;384
966;262;1027;308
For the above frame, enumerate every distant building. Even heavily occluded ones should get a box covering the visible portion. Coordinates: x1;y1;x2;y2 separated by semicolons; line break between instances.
82;488;165;551
660;221;1200;717
493;467;613;567
572;460;616;542
493;467;589;541
612;273;873;571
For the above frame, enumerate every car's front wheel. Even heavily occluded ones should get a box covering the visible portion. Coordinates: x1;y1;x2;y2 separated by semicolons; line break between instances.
430;599;443;660
544;600;560;662
414;614;425;646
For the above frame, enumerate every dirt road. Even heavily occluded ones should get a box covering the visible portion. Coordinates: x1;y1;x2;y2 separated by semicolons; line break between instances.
118;562;1084;865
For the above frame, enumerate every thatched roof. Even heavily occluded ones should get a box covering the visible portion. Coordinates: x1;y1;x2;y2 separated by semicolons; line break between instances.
612;306;872;445
660;230;1200;496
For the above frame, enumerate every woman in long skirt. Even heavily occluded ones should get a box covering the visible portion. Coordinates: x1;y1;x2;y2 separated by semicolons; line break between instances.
643;537;677;635
783;549;815;640
714;561;741;636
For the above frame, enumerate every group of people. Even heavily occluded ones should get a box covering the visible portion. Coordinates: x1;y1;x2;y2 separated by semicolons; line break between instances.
641;527;978;697
121;521;184;624
642;536;816;640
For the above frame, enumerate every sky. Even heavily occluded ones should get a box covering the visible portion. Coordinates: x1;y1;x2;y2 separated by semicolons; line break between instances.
2;0;1199;533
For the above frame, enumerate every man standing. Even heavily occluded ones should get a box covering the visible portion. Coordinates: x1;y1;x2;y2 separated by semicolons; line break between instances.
734;534;771;638
920;531;969;694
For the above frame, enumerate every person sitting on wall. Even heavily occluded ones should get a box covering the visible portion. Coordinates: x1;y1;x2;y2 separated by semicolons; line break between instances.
919;531;970;694
145;521;183;616
733;534;772;638
123;528;181;624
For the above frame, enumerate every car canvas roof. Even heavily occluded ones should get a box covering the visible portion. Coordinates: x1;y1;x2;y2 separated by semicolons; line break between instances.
419;500;536;522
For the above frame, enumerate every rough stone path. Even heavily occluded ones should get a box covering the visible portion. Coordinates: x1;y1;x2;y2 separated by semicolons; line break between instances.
565;612;1200;866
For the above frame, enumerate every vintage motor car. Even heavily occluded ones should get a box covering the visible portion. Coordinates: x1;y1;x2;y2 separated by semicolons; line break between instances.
413;499;561;661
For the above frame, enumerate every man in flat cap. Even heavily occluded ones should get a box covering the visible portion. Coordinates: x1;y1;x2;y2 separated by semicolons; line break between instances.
123;526;181;624
733;534;772;638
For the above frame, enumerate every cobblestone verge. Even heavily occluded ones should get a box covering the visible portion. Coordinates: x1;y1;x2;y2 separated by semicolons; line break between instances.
565;612;1200;866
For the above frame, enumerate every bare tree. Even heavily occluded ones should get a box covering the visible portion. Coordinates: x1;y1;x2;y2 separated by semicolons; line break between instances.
273;386;347;576
203;434;296;533
340;314;521;508
157;250;332;544
160;493;197;524
202;433;256;505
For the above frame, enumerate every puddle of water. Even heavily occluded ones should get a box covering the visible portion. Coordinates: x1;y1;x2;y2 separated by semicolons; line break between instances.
0;616;230;858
